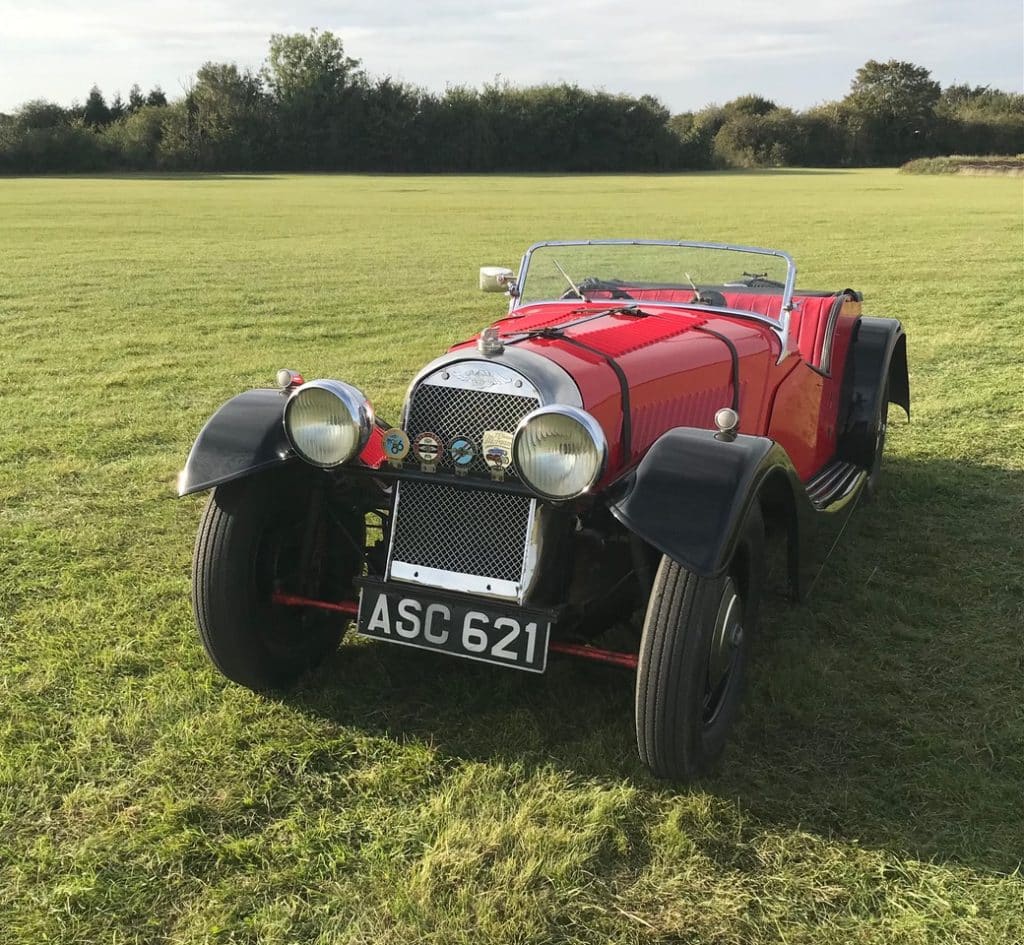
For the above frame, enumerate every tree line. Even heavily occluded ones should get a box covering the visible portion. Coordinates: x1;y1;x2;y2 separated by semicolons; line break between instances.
1;30;1021;174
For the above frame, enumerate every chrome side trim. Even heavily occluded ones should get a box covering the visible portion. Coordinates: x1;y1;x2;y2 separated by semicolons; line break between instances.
383;471;406;588
817;297;845;376
519;502;546;599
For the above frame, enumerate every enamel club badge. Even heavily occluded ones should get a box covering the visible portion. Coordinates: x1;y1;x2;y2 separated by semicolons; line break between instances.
382;428;411;468
482;430;514;481
412;432;442;472
449;436;476;476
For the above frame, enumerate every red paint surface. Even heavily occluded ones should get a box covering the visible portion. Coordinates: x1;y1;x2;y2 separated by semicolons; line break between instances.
808;312;858;473
454;301;778;479
449;290;856;485
765;360;825;478
358;426;387;469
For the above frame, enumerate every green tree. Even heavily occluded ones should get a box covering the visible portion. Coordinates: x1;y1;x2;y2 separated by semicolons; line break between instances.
128;84;145;113
14;99;68;130
264;29;362;103
83;86;111;127
263;29;366;167
101;106;167;167
722;94;777;118
146;86;168;107
668;106;728;168
939;84;1024;118
847;59;940;120
357;76;424;170
842;59;941;163
160;63;268;169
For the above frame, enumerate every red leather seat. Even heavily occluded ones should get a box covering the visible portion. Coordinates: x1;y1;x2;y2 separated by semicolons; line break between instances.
607;286;844;369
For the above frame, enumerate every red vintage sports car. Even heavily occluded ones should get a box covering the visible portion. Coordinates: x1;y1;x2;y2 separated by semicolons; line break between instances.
179;240;909;780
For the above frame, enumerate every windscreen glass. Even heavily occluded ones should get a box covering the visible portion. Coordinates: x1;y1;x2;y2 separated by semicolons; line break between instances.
518;242;793;320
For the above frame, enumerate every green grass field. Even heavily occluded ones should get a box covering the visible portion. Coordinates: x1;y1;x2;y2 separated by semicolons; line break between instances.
1;170;1022;944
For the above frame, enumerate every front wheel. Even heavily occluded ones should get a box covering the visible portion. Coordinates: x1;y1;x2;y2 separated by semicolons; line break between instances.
191;465;363;691
634;503;764;780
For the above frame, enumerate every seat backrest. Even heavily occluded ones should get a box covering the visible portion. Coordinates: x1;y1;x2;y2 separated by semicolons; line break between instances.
791;295;841;366
600;286;851;370
720;290;845;368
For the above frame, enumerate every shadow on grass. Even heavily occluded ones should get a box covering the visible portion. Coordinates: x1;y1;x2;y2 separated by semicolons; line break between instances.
1;168;853;182
287;455;1023;875
0;172;285;182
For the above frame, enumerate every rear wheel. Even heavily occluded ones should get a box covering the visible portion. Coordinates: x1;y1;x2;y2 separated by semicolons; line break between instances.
635;503;764;780
865;382;890;500
191;465;363;691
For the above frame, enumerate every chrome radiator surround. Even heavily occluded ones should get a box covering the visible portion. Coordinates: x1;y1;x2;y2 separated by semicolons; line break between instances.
387;361;545;602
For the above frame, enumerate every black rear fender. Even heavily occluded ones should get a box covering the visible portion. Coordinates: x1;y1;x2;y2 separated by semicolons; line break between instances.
178;388;293;496
839;317;909;467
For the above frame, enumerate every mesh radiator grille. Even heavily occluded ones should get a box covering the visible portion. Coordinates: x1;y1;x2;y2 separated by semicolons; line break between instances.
390;480;532;583
405;383;539;477
389;372;540;586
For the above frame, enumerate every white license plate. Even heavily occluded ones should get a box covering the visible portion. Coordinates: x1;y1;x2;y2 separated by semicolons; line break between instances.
357;582;552;673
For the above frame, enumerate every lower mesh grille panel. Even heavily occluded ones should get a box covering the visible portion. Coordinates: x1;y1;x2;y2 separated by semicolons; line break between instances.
390;480;532;583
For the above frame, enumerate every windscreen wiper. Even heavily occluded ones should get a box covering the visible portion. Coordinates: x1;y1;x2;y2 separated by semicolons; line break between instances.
552;259;584;299
507;304;652;342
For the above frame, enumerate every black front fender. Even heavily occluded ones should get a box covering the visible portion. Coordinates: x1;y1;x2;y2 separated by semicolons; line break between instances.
178;388;294;496
609;428;800;579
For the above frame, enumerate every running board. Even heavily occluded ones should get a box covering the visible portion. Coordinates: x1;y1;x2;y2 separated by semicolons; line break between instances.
806;460;865;510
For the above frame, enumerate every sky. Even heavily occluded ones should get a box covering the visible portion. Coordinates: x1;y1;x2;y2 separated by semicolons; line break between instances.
1;0;1022;114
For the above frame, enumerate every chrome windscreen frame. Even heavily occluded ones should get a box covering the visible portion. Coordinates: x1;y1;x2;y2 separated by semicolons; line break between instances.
511;239;799;361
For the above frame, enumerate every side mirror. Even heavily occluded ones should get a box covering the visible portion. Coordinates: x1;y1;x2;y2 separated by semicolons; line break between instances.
479;266;515;293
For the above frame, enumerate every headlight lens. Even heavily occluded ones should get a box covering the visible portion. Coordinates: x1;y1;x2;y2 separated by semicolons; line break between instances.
283;380;374;467
513;406;606;500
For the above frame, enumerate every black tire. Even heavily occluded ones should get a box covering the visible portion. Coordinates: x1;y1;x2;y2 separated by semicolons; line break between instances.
864;382;890;501
192;465;361;691
635;503;765;780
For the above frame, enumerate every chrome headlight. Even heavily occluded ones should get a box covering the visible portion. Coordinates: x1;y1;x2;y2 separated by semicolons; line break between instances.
283;379;374;467
513;406;607;500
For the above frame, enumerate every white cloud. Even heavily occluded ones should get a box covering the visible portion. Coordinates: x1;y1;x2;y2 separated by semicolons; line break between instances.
0;0;1020;112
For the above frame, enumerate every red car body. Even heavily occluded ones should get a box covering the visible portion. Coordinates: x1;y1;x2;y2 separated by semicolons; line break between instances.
179;239;910;780
442;293;859;482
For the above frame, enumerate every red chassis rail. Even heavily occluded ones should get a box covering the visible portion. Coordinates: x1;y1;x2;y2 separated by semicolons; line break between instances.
271;592;639;669
272;591;359;615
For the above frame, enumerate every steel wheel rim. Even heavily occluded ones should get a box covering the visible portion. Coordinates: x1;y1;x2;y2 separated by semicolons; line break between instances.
704;577;743;725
